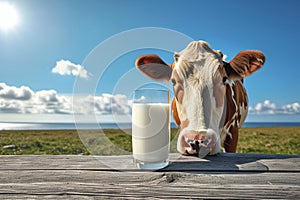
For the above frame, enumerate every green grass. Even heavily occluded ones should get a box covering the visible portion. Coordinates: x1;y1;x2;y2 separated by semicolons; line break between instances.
237;127;300;155
0;130;89;155
0;127;299;155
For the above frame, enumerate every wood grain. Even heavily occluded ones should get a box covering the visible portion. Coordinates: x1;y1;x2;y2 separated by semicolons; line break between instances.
0;153;299;199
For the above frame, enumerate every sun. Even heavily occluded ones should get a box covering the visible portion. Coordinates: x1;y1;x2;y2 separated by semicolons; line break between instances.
0;2;20;32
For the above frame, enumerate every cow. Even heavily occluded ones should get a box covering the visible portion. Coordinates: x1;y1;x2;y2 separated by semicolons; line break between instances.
135;41;265;157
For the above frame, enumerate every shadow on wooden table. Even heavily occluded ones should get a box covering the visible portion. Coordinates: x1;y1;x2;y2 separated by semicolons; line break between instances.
163;153;299;174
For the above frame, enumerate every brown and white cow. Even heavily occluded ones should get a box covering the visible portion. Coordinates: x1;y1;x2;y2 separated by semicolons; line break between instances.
136;41;265;157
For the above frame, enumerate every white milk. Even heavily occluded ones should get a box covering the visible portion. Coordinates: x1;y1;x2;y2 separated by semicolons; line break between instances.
132;103;170;163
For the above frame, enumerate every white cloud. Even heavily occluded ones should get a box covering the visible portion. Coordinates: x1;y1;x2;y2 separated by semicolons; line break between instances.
249;100;300;115
0;99;22;113
0;84;72;114
0;83;131;115
282;102;300;114
51;60;91;79
73;93;131;115
31;90;72;114
0;83;33;100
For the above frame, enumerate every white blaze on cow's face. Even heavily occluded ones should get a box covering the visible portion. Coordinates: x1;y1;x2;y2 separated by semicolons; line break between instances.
171;41;226;155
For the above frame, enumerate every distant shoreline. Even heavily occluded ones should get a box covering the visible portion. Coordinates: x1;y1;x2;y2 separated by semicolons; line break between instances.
1;122;300;130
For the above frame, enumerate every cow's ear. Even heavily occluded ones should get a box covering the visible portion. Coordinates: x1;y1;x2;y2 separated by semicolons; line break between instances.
227;50;265;79
136;54;172;81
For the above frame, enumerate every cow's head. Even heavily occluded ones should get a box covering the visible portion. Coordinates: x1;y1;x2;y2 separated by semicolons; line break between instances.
136;41;265;157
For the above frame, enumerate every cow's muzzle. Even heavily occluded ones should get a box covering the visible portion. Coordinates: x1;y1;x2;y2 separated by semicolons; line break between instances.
179;129;218;158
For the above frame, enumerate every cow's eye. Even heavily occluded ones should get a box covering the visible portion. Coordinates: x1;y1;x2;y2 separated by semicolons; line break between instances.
171;78;176;86
223;77;228;84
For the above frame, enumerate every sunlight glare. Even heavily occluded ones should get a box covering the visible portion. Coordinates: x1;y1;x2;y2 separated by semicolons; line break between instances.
0;2;20;31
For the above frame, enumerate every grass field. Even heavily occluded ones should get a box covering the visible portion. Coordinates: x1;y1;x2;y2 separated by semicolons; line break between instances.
0;127;299;155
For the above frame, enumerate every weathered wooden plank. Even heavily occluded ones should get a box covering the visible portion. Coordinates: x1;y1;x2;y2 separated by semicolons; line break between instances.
0;171;299;199
0;154;299;199
1;170;299;186
0;153;299;172
0;182;298;199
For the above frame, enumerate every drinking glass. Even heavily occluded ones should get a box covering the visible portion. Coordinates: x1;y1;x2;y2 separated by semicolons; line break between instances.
132;89;170;170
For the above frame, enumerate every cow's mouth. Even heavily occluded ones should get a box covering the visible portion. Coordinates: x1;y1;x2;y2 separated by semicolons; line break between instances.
182;131;217;158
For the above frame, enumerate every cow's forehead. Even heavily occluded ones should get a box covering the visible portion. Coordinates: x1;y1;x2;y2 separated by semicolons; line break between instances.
176;41;222;62
174;41;224;80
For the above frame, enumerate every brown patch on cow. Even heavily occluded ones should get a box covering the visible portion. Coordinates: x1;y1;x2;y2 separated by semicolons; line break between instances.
222;80;248;152
172;70;184;104
213;66;226;107
224;125;239;152
172;98;181;126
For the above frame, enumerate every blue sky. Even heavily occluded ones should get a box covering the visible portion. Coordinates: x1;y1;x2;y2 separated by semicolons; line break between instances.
0;0;300;123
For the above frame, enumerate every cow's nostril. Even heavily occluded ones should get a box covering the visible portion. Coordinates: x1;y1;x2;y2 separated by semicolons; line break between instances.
190;142;200;152
190;143;196;149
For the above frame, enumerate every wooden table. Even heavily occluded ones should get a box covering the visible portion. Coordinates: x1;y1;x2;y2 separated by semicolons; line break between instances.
0;153;299;199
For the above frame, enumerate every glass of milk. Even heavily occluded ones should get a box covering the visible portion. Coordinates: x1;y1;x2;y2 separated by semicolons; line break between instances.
132;89;170;170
